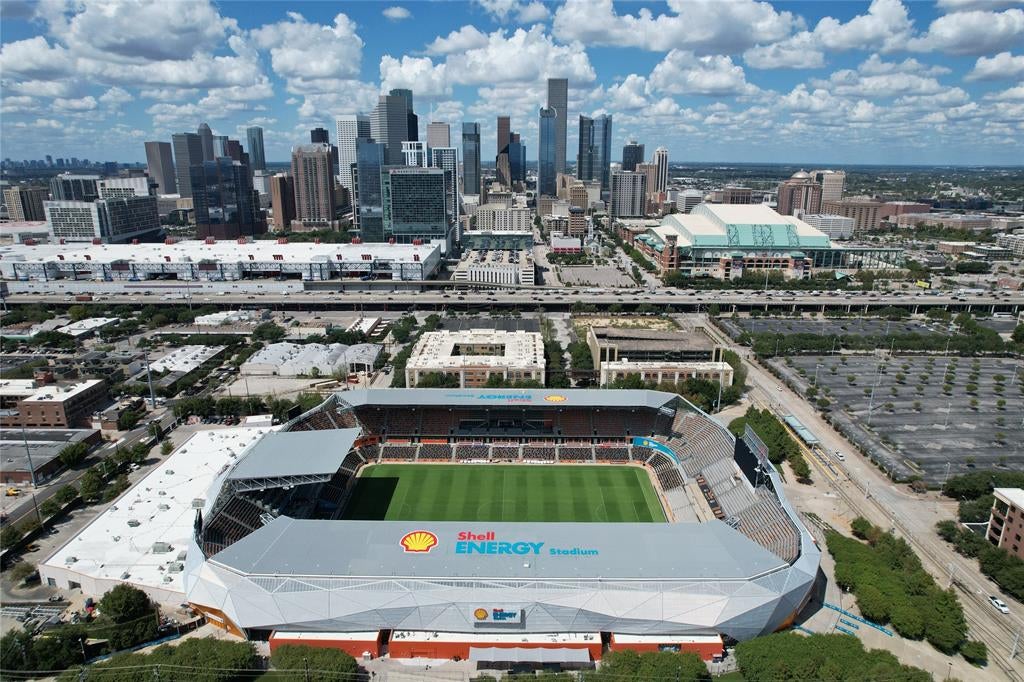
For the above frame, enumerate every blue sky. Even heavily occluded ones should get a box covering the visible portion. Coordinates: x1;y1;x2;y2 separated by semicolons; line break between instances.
1;0;1023;166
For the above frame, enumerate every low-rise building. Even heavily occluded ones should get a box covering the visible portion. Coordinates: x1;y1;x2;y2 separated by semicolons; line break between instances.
240;342;381;377
988;489;1024;560
799;214;854;240
586;326;722;368
895;213;992;232
996;233;1024;257
550;235;582;254
405;329;545;388
0;379;108;429
820;199;882;233
54;317;118;338
0;428;101;485
878;201;931;219
598;360;733;388
452;250;535;286
937;241;975;255
475;204;532;232
460;231;533;252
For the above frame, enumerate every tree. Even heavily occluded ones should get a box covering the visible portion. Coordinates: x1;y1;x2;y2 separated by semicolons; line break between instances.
0;524;24;549
57;442;89;468
252;322;286;342
10;561;37;586
54;484;78;505
160;440;173;456
962;640;988;666
40;499;62;519
271;644;359;682
414;372;460;388
98;584;159;650
79;468;105;503
586;649;709;682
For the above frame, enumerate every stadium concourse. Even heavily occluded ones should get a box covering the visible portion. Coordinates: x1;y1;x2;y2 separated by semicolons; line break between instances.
45;389;820;668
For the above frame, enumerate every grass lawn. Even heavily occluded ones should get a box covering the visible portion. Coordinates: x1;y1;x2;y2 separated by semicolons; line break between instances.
341;464;667;523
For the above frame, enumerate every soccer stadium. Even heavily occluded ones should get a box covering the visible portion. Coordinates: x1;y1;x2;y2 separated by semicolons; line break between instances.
176;389;820;665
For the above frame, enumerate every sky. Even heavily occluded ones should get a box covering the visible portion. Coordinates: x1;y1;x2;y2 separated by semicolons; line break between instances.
1;0;1023;167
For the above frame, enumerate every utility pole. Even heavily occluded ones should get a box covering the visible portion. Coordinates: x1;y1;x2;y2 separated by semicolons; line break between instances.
21;426;37;488
143;349;157;410
1012;628;1021;659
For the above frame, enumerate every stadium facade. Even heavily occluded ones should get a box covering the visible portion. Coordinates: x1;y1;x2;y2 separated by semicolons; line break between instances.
184;389;820;662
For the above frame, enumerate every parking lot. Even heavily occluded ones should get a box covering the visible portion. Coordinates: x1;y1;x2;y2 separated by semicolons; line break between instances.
773;354;1024;483
557;265;634;288
721;316;942;339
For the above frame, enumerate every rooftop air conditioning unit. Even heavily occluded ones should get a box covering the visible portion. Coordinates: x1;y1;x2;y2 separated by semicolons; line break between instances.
127;519;141;527
152;542;172;554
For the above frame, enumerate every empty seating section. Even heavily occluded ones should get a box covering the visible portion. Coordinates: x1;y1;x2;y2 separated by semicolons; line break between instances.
419;410;458;436
649;453;684;491
735;491;801;563
357;443;379;462
287;409;337;432
354;409;386;436
204;495;264;551
595;445;630;462
625;412;657;436
594;411;626;437
522;445;556;461
630;446;656;463
381;444;418;460
387;410;420;436
339;451;364;474
715;483;758;517
419;443;453;460
701;458;738;488
491;445;521;460
559;446;593;462
558;411;592;437
456;443;490;460
335;409;360;429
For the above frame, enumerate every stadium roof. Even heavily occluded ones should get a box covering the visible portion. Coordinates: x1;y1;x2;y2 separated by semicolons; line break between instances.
209;518;786;580
338;388;680;410
227;429;361;481
655;203;832;250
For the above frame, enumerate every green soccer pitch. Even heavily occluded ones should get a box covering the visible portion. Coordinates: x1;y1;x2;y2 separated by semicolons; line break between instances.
341;464;668;523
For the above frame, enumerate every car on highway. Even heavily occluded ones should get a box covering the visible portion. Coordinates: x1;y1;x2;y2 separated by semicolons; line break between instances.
990;596;1010;614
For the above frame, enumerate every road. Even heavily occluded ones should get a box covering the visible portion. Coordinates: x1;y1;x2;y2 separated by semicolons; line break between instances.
2;411;177;532
700;317;1024;680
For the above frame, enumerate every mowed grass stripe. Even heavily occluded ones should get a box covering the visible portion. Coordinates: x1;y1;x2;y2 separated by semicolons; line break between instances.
341;464;666;523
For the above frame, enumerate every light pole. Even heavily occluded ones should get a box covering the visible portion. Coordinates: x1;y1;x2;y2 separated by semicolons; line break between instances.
20;426;37;488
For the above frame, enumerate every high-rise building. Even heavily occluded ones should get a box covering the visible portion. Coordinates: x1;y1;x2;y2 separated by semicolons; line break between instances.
382;167;448;244
635;163;658;203
190;157;263;239
45;195;161;243
537;106;557;197
269;173;295;231
353;139;386;241
371;94;410;165
427;122;450;149
568;181;589;211
676;189;704;214
547;78;568;177
610;171;647;218
577;114;612;192
821;199;882;233
212;135;229;158
402;141;429;168
776;170;822;216
495;115;511;187
336;114;371;191
3;186;48;221
509;132;525;184
144;141;177;194
290;143;337;229
653;147;669;193
622;141;645;172
49;174;100;202
389;88;418;142
172;133;204;198
722;186;752;204
568;206;587;238
246;127;266;172
462;122;481;195
310;128;330;144
431;147;459;226
811;170;846;202
197;123;214;161
98;177;155;199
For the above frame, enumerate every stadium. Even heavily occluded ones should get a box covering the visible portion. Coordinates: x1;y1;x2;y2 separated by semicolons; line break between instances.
183;389;820;665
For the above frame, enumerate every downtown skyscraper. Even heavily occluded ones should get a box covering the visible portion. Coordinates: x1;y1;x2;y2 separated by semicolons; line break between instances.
577;114;613;192
461;122;481;195
372;93;412;166
537;105;557;197
144;141;176;194
547;78;568;176
245;127;266;172
622;141;645;172
171;132;204;198
336;114;371;192
291;143;337;229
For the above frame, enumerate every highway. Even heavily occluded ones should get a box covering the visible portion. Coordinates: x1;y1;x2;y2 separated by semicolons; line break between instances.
4;279;1022;314
700;318;1024;680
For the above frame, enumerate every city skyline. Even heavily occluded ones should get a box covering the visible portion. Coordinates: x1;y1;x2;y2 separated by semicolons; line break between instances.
1;1;1023;166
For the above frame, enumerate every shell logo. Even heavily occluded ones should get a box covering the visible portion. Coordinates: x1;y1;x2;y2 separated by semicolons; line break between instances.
400;530;439;553
473;608;489;621
544;395;567;403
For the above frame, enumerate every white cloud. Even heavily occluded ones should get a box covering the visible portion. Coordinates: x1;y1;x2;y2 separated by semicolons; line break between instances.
3;78;78;98
382;6;411;21
425;26;490;55
985;85;1024;100
606;75;650;110
51;96;97;112
649;50;758;96
474;0;550;23
251;12;363;81
99;87;133;106
967;52;1024;80
380;55;450;97
811;56;947;98
0;36;70;80
552;0;801;53
444;26;595;86
139;87;201;101
856;54;950;76
744;0;914;70
0;95;39;115
908;8;1024;54
936;0;1024;12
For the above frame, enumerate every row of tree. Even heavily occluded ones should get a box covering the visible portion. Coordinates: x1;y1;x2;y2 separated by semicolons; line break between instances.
937;520;1024;603
172;393;324;423
832;519;974;656
728;407;811;480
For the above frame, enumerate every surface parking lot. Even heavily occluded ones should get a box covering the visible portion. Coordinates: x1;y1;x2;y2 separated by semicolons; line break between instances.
722;316;942;339
774;354;1024;483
